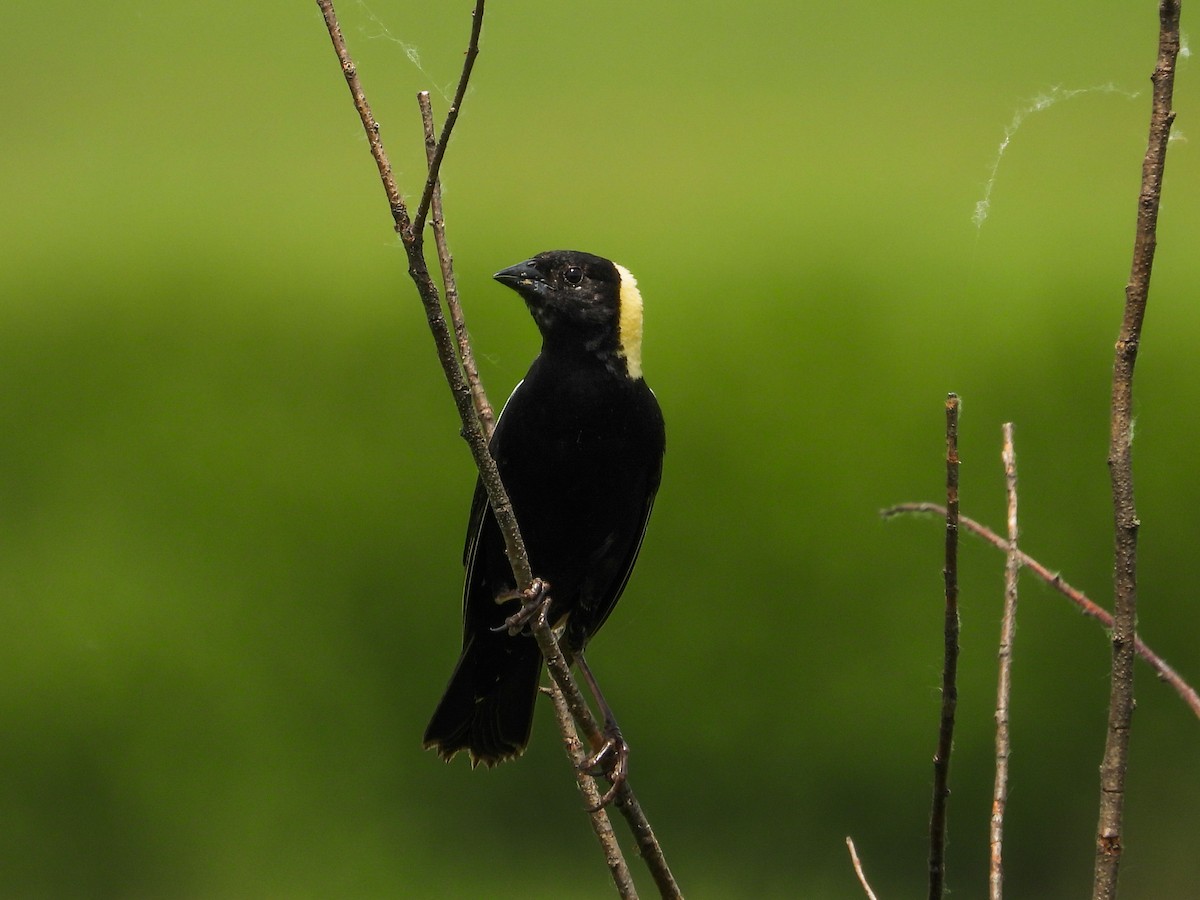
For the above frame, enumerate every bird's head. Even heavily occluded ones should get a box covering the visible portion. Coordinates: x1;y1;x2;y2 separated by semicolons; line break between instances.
494;250;644;380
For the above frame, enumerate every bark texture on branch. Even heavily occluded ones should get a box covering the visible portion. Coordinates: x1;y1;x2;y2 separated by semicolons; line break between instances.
1094;3;1181;898
928;393;960;900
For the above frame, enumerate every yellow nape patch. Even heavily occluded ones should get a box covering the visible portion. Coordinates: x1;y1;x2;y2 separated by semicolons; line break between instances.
614;263;644;379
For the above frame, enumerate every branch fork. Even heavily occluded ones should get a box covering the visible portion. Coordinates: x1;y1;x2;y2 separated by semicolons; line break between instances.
316;3;680;895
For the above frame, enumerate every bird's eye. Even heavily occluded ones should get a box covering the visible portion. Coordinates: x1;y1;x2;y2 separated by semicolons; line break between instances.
563;266;584;286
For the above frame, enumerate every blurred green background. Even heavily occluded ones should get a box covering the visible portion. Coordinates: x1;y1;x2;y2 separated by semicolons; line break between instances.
3;1;1198;897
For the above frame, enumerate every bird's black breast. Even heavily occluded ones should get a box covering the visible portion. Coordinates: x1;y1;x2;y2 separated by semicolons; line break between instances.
464;352;665;652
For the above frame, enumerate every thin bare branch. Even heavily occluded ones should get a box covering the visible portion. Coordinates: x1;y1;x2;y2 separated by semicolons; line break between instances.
928;393;961;900
412;0;485;238
612;784;683;899
315;0;408;233
545;686;638;899
846;837;881;900
990;424;1020;900
418;91;495;435
880;503;1200;721
1095;3;1181;895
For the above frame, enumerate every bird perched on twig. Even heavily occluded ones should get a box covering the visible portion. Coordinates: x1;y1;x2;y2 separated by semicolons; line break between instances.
424;249;666;779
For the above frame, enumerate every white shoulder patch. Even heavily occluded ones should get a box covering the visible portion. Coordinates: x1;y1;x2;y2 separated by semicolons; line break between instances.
613;263;644;380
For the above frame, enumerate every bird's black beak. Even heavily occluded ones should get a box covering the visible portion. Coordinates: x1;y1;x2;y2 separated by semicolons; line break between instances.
493;259;545;290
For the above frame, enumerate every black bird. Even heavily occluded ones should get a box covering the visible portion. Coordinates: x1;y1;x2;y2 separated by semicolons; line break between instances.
423;250;666;769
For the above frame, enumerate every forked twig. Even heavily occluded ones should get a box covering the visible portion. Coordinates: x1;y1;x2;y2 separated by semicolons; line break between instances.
928;393;961;900
880;503;1200;722
414;87;624;885
990;424;1020;900
316;3;677;895
316;0;517;583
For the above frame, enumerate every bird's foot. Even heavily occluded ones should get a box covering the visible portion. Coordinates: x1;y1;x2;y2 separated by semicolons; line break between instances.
491;578;551;636
580;723;628;809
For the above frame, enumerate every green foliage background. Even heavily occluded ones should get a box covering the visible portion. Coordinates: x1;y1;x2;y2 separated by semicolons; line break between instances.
3;2;1198;897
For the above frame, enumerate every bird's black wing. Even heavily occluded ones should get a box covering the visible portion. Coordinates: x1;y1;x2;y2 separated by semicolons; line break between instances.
573;386;666;644
588;501;657;640
462;476;488;571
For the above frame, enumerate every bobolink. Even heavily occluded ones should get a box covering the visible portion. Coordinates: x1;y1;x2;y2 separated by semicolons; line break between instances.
423;250;666;768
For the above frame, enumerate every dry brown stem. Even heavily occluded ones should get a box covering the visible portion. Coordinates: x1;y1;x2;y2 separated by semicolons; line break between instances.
545;686;638;898
927;393;960;900
989;424;1020;900
1094;2;1181;895
417;92;495;435
846;837;880;900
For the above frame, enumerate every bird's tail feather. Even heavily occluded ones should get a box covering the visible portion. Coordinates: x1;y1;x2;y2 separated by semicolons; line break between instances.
423;633;543;766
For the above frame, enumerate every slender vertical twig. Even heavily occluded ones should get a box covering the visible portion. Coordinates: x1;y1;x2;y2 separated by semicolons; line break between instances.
928;393;961;900
990;424;1020;900
881;502;1200;722
1095;4;1181;897
417;91;495;435
846;837;880;900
